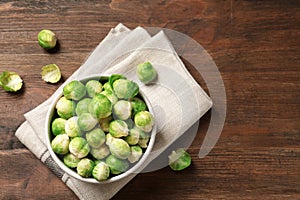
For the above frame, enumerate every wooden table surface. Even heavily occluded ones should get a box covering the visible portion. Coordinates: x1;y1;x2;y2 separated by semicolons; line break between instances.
0;1;299;199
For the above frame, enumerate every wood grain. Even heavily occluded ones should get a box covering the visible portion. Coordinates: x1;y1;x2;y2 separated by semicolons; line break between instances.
0;0;299;199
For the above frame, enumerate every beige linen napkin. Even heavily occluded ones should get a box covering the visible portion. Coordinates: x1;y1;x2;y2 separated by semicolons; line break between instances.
15;24;212;200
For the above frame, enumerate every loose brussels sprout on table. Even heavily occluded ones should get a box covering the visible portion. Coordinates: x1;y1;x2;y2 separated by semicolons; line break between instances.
0;71;23;92
49;74;155;182
136;61;157;84
41;64;61;83
38;29;57;49
168;148;192;171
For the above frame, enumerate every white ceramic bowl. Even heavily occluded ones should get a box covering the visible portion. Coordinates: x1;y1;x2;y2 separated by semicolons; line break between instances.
45;74;156;184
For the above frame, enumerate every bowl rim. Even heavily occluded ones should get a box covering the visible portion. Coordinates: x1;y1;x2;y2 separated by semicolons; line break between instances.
45;74;157;184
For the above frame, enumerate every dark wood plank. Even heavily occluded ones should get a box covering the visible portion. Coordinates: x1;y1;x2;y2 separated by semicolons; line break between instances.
0;0;299;199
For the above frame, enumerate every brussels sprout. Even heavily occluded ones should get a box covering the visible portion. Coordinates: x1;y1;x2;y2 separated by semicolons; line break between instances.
51;118;66;136
138;131;150;148
0;71;23;92
128;145;143;163
108;74;126;88
89;94;112;119
99;115;113;132
112;79;139;99
86;128;106;148
41;64;61;83
106;136;131;159
37;29;57;49
51;134;70;155
65;117;81;137
168;148;191;171
92;161;110;181
63;80;86;101
69;137;90;158
113;100;132;120
77;113;98;132
100;90;118;105
75;98;92;116
131;97;147;116
106;155;129;175
77;158;94;178
90;145;110;160
63;153;80;168
85;80;102;97
124;127;141;145
103;82;113;92
136;61;157;84
55;96;76;119
134;111;154;132
109;120;129;138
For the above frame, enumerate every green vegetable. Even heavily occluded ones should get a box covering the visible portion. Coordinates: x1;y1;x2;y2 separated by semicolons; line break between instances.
106;155;129;175
38;29;57;49
88;93;112;119
168;148;191;171
49;75;156;180
55;96;76;119
92;161;110;181
138;131;150;148
51;134;70;155
77;113;98;132
0;71;23;92
99;115;113;132
106;135;131;159
131;97;147;116
113;100;132;120
134;111;154;132
63;153;80;168
103;82;113;92
75;98;92;116
63;80;86;101
77;158;94;178
109;120;129;138
69;137;90;158
41;64;61;83
112;79;139;99
128;145;143;163
85;80;102;97
108;74;126;88
90;145;110;160
136;61;157;84
125;127;141;145
86;128;106;148
51;118;66;136
65;117;81;138
100;90;118;105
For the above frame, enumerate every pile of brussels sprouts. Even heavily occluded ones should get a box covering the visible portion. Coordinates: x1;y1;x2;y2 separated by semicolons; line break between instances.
50;74;155;181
